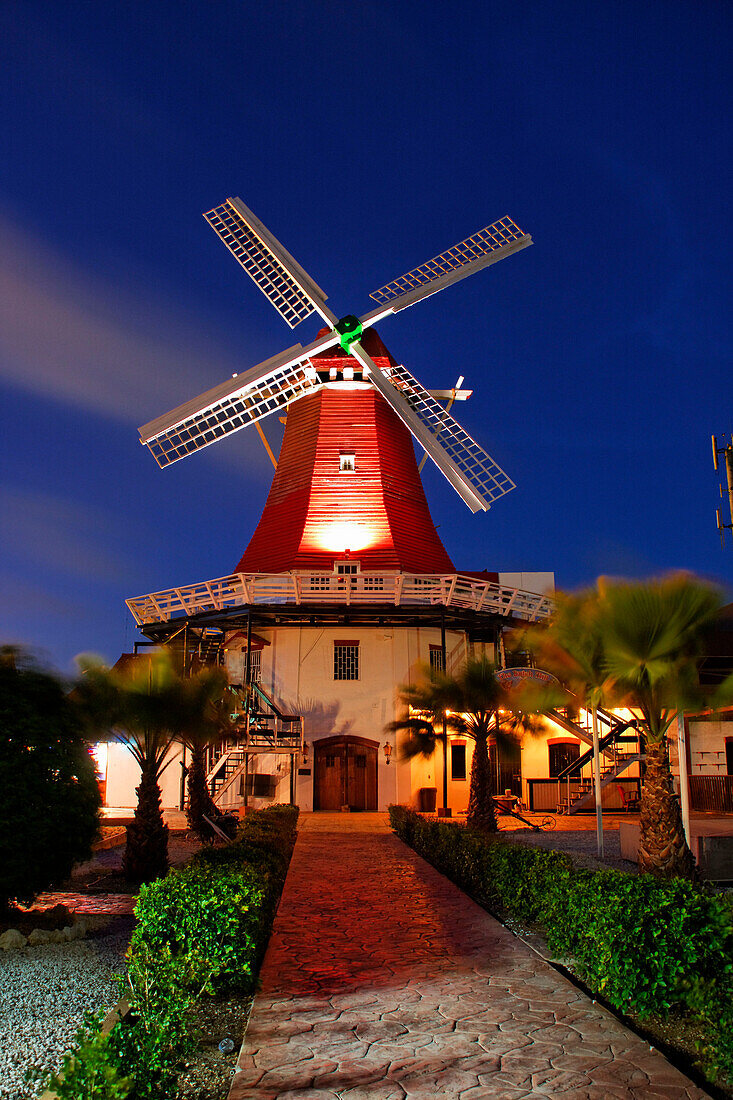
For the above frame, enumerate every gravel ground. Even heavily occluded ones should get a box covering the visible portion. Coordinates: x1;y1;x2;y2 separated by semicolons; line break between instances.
500;824;638;872
0;916;133;1100
0;835;202;1099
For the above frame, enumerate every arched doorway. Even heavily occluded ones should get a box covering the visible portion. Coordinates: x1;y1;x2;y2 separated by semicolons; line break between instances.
313;735;378;811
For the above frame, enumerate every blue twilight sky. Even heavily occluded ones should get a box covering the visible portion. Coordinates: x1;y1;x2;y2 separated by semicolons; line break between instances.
0;0;731;674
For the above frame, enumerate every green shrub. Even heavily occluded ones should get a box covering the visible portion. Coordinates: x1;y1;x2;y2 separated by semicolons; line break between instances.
111;946;206;1099
130;863;265;993
389;805;733;1083
26;1012;132;1099
131;803;298;997
31;805;299;1100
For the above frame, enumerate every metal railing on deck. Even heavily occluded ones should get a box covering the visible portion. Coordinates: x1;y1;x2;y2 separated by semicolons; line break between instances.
126;570;553;626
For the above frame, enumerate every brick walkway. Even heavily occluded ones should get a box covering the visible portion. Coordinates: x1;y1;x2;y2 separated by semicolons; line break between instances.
229;813;707;1100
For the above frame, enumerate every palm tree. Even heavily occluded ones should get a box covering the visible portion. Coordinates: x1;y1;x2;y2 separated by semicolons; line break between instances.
75;652;182;883
595;574;731;878
388;655;518;831
171;667;236;837
524;574;732;879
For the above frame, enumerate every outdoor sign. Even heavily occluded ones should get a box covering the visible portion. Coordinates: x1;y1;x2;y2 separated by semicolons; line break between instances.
495;667;558;690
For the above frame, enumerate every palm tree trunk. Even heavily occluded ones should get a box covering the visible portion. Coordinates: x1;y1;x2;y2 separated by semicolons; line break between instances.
467;732;498;832
186;745;221;835
123;764;169;883
638;739;696;880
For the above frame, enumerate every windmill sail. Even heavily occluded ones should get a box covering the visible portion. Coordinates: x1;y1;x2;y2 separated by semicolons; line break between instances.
204;198;337;329
367;217;531;317
139;344;330;469
141;197;529;509
385;361;515;508
348;342;506;513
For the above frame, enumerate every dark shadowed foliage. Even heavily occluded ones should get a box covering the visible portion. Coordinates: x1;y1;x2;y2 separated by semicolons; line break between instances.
0;647;101;912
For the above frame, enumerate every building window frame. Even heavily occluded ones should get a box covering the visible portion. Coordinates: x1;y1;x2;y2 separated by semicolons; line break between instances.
451;741;467;781
548;740;581;778
334;640;360;681
429;644;446;673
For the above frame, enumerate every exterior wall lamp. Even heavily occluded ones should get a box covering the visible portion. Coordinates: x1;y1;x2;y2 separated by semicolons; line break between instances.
383;742;393;765
301;742;309;766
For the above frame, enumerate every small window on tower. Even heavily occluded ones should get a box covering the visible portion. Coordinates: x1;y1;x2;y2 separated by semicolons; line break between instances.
336;562;359;575
339;453;355;472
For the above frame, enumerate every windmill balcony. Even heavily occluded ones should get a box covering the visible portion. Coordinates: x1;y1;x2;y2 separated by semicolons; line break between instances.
127;570;553;627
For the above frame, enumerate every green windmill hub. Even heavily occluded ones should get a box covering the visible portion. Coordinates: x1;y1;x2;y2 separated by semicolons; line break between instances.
334;315;363;354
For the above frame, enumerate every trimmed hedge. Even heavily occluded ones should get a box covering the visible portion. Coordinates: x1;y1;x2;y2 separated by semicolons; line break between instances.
32;805;299;1100
389;805;733;1084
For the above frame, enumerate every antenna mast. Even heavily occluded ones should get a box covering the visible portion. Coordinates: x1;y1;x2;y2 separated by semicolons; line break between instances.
712;433;733;547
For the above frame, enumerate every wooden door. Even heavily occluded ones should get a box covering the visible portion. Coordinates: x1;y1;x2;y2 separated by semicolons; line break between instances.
314;744;346;811
314;737;378;811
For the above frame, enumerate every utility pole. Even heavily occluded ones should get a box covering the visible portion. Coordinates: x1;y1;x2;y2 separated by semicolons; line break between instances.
712;434;733;546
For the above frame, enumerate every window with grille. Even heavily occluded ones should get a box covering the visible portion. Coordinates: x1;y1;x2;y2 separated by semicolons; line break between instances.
334;642;359;680
339;453;355;472
308;575;332;591
429;646;445;673
240;647;261;682
335;561;359;590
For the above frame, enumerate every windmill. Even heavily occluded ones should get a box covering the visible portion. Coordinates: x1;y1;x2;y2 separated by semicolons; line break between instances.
138;198;532;516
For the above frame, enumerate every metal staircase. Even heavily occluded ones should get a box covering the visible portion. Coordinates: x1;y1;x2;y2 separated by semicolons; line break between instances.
551;708;644;814
206;681;304;806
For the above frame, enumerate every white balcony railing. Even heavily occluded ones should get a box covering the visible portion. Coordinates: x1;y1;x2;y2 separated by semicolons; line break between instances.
126;570;553;627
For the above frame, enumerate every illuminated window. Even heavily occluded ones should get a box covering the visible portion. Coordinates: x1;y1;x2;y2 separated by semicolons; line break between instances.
451;743;467;780
334;641;359;680
429;645;445;673
339;453;355;472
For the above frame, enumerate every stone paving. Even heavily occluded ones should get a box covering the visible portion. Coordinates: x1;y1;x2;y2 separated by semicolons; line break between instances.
229;813;708;1100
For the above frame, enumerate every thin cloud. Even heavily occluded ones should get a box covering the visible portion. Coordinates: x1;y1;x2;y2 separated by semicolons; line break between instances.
0;213;253;425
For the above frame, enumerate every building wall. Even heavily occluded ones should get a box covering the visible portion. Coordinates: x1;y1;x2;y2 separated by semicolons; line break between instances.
688;717;733;776
104;741;185;810
498;572;555;596
223;623;486;813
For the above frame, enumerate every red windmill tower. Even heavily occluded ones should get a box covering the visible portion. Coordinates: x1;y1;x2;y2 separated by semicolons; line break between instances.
236;327;457;575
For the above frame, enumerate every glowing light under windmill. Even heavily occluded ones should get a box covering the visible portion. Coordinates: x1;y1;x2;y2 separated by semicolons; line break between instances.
314;521;375;554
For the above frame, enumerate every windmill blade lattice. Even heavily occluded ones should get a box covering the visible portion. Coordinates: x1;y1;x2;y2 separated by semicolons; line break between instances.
141;348;324;469
204;198;336;330
386;361;516;507
142;196;531;508
348;341;490;512
367;217;531;317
